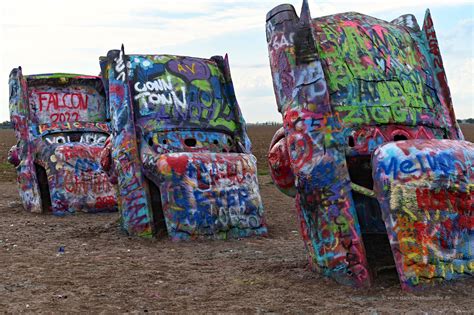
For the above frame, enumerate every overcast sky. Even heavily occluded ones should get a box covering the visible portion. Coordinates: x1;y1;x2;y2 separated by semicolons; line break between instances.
0;0;472;123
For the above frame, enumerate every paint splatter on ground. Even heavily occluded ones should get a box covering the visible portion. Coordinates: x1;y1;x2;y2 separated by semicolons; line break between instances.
0;126;473;312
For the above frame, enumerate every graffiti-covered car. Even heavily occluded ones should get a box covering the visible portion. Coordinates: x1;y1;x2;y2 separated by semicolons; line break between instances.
8;69;117;215
266;1;473;290
100;47;267;240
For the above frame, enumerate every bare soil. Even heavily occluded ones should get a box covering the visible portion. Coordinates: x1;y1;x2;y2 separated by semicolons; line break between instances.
0;126;473;313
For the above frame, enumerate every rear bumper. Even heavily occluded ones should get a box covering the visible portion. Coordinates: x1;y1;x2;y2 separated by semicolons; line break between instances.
148;152;267;240
372;139;474;290
40;144;117;214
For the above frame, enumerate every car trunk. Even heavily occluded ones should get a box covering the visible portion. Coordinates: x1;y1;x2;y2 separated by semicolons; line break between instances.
148;152;267;240
42;144;117;214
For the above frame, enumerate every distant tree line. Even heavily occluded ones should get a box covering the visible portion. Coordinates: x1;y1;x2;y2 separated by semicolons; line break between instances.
247;122;283;126
0;121;12;129
249;119;474;125
0;119;472;129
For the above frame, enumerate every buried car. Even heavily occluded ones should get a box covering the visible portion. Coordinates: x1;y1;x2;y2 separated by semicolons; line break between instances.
266;1;473;290
8;69;117;215
99;46;267;240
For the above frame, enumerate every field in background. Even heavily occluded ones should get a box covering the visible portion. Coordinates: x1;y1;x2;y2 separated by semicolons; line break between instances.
247;124;281;174
460;123;474;142
0;129;17;182
0;125;473;312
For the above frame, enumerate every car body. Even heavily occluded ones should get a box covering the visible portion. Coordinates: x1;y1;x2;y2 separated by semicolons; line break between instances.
266;1;472;290
100;47;267;240
8;69;117;215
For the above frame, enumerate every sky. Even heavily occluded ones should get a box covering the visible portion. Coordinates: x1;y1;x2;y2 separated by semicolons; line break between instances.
0;0;472;123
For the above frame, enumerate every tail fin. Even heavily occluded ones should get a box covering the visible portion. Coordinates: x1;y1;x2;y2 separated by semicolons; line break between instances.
422;9;463;140
391;14;420;32
294;0;318;64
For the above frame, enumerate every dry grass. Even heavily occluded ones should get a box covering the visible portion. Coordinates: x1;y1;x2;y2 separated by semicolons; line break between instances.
460;124;474;142
247;125;282;175
0;129;17;182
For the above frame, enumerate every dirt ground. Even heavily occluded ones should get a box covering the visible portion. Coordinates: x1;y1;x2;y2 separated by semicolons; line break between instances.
0;126;473;313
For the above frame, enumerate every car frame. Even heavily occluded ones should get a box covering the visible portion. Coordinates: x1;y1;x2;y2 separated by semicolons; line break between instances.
266;0;472;290
8;68;117;215
100;46;267;240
